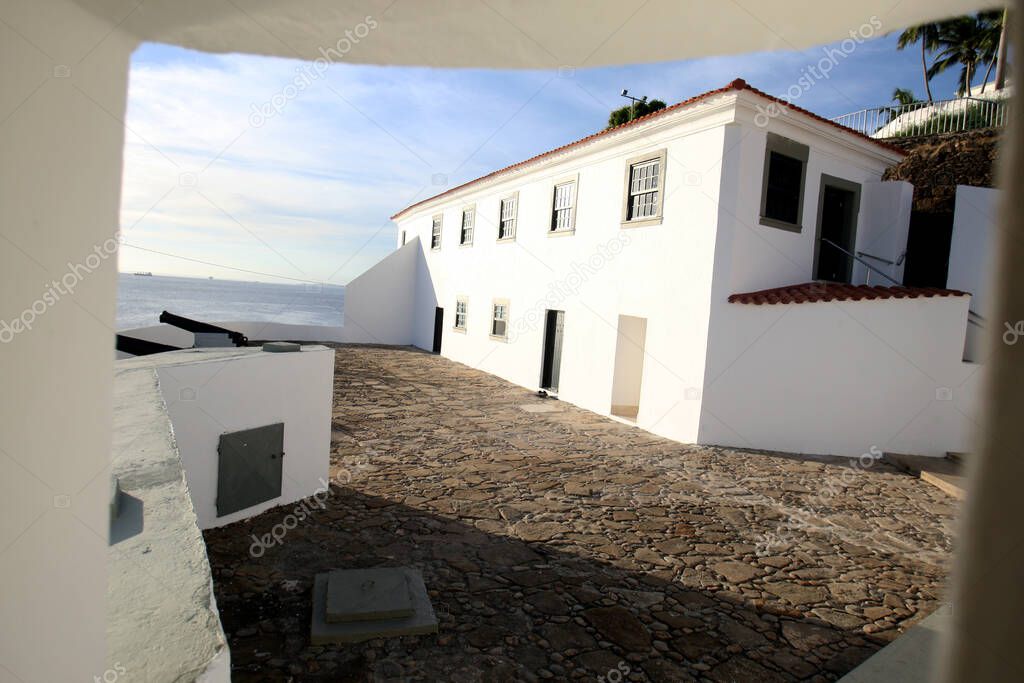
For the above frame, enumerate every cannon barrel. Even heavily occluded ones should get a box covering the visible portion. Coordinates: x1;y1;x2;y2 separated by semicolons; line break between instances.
158;311;248;346
116;334;184;357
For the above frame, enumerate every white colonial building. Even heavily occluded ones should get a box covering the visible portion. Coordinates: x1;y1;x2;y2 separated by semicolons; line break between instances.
335;78;985;459
121;78;987;459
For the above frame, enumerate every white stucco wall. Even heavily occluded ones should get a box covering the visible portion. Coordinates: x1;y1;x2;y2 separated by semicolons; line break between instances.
118;347;334;529
396;103;733;441
688;105;982;458
339;237;419;344
710;95;902;296
854;180;914;285
700;295;980;457
0;2;133;678
949;185;1000;314
948;185;1000;363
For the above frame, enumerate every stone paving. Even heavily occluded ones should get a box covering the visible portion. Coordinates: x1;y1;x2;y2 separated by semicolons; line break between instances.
204;345;959;682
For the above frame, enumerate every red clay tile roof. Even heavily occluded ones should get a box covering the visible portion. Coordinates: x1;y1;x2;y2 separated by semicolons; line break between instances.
391;78;906;220
728;282;969;305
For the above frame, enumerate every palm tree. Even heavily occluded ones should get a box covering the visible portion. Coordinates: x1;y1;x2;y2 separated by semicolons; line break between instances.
897;23;941;102
927;15;999;96
994;8;1010;90
892;88;918;106
882;88;920;126
976;10;1005;92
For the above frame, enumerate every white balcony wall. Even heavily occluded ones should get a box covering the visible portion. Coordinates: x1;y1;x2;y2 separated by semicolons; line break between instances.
700;295;980;458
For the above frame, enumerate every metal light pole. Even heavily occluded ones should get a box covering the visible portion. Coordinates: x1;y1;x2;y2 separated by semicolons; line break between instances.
620;89;648;121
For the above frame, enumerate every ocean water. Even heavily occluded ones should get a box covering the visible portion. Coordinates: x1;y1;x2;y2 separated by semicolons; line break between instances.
117;274;345;330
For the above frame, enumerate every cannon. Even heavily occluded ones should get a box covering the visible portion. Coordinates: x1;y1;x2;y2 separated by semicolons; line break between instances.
158;310;248;347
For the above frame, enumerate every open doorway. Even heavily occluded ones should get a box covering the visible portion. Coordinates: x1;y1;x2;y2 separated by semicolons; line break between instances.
610;315;647;421
813;175;861;283
540;310;564;392
903;211;953;287
432;307;443;353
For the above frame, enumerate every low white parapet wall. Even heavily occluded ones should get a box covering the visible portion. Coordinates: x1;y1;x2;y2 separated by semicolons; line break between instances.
117;238;422;352
117;345;334;529
118;321;347;352
700;295;981;458
109;365;230;682
948;184;1000;363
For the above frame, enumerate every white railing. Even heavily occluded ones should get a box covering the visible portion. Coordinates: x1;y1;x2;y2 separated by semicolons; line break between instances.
832;96;1010;139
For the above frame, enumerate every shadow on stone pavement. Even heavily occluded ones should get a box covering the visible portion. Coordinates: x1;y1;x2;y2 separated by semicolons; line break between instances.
203;345;956;682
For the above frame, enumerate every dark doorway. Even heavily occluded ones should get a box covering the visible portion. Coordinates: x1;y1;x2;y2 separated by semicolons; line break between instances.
540;310;564;392
432;307;443;353
903;211;954;287
814;175;861;283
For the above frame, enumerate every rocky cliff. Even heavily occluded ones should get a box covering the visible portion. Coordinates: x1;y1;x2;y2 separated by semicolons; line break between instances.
882;128;1001;213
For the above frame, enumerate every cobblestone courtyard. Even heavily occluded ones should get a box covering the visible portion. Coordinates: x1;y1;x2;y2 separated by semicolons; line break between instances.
205;345;959;682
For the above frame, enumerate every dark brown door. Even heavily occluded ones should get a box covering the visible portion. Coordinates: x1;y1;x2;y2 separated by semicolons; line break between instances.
432;307;443;353
541;310;564;391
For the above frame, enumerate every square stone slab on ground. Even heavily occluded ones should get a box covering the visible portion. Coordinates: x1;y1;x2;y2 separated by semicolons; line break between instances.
311;568;438;645
518;403;563;413
325;567;414;623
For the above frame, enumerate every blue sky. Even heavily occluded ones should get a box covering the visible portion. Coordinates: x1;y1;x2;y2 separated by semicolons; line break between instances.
118;31;972;284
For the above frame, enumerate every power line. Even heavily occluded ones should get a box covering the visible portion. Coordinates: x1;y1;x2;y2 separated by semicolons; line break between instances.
120;242;335;285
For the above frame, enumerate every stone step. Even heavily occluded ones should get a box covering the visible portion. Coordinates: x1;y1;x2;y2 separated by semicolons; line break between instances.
838;605;951;682
311;567;438;645
884;452;965;500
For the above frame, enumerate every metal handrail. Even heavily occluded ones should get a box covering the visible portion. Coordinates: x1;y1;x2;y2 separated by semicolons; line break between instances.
820;238;901;286
825;240;986;327
856;250;895;266
831;95;1010;138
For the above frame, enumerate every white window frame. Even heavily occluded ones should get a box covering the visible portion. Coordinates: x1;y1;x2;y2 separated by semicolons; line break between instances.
459;205;475;246
490;299;509;340
621;149;667;227
549;175;578;235
498;192;518;241
454;296;468;332
430;214;443;250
